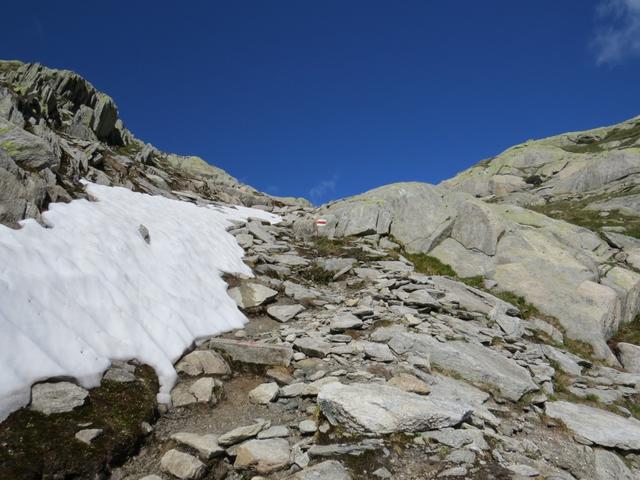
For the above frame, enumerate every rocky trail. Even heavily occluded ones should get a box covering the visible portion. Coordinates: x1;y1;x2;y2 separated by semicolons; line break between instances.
3;60;640;480
7;208;638;479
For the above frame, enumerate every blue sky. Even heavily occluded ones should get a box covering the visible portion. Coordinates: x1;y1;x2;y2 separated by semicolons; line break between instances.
2;1;640;204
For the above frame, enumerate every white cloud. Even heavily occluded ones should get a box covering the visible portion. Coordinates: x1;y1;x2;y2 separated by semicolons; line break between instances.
308;176;338;204
593;0;640;65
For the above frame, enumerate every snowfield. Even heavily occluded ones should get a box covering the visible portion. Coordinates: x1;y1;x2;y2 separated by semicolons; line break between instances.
0;182;279;420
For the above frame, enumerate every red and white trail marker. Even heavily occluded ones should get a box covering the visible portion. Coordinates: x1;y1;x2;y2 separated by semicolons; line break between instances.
315;218;328;227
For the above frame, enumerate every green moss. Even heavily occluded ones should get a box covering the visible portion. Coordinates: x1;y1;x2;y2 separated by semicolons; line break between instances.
609;315;640;348
0;60;22;75
299;264;336;284
402;251;456;277
0;365;158;479
559;121;640;153
0;139;20;157
531;194;640;240
113;141;144;157
302;237;382;262
492;291;540;319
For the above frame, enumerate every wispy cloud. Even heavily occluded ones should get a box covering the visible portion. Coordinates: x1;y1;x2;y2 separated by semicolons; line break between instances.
308;175;338;204
593;0;640;65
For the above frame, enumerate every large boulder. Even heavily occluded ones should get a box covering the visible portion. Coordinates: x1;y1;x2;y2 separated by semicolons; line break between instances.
296;183;457;253
317;382;471;435
374;327;537;401
546;401;640;450
0;118;58;171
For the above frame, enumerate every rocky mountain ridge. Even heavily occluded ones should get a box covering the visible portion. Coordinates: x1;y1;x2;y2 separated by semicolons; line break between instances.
0;60;308;229
295;120;640;364
2;61;640;480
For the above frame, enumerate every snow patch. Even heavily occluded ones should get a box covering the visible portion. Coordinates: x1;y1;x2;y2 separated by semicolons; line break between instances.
0;183;279;420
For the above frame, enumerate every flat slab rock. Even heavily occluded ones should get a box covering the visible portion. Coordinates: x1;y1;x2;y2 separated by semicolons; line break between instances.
317;382;471;435
208;338;293;366
285;460;352;479
234;438;291;473
546;401;640;450
170;432;224;460
267;304;305;323
228;282;278;309
160;449;206;480
30;382;89;415
176;350;230;376
380;328;537;401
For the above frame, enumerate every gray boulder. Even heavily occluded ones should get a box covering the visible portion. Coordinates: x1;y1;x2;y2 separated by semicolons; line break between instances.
317;382;471;435
377;328;537;401
228;282;278;309
618;342;640;373
233;438;291;473
285;460;352;479
267;304;305;323
546;401;640;450
30;382;88;415
160;449;206;480
176;350;231;376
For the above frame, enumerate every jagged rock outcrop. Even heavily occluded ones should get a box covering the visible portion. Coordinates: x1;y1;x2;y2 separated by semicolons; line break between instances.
0;60;304;228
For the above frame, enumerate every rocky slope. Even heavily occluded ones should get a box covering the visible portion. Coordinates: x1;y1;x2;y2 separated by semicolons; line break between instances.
298;119;640;364
2;62;640;480
0;60;308;229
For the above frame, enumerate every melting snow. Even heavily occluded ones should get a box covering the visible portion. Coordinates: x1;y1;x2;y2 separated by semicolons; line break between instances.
0;182;279;420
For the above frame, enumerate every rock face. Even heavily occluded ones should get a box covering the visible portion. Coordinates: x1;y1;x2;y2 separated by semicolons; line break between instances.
285;117;640;361
546;401;640;450
0;60;289;229
317;382;471;435
377;327;537;401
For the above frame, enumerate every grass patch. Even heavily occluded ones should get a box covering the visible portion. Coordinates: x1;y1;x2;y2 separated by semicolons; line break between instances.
559;121;640;153
402;251;456;277
609;315;640;349
0;365;158;479
301;237;379;262
113;141;144;158
298;264;336;284
492;291;540;320
531;192;640;240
